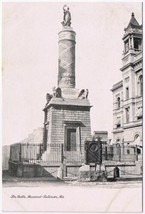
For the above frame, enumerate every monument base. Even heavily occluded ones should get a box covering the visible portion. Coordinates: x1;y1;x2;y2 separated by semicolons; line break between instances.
78;164;107;182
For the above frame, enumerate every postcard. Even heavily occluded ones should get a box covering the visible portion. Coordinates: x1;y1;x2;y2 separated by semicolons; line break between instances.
2;1;143;212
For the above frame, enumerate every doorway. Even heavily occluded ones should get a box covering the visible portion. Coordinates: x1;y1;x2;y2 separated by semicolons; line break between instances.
67;128;76;151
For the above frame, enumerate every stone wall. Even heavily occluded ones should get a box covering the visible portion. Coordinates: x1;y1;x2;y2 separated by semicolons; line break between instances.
2;145;10;170
47;105;91;146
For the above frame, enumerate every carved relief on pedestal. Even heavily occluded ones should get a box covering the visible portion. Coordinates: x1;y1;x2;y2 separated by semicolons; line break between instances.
60;75;75;87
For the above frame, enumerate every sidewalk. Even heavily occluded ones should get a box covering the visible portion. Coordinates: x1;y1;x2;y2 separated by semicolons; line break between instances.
107;175;142;182
2;170;65;186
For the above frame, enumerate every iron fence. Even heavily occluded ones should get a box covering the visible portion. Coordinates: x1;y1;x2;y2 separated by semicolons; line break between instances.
9;142;140;165
9;143;43;163
41;144;85;164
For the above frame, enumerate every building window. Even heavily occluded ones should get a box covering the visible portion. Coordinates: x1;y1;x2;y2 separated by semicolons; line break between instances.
116;143;121;159
134;134;141;148
125;40;129;53
117;124;121;128
126;87;129;99
117;97;121;109
116;117;121;128
134;38;141;51
137;75;143;97
125;107;130;123
116;139;120;144
137;115;142;120
135;107;142;120
66;128;77;151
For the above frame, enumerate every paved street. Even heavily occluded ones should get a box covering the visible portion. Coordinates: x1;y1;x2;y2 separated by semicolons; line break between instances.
2;170;142;212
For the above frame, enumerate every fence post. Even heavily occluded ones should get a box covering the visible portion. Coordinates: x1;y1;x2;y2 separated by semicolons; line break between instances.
114;166;120;180
98;164;101;172
79;127;82;153
119;144;121;162
105;146;107;160
122;144;125;162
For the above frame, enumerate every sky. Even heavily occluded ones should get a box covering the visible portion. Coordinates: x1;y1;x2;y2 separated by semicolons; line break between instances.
2;2;142;145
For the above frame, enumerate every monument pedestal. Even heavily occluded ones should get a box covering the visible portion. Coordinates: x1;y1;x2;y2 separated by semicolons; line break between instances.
43;88;92;156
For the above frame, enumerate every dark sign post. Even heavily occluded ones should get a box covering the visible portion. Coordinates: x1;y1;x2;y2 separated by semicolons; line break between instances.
85;137;102;170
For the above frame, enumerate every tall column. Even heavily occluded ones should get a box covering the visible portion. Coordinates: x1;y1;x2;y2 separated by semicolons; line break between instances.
58;6;76;89
58;27;76;88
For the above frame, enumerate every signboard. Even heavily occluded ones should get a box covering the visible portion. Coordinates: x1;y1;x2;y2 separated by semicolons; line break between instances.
85;140;102;164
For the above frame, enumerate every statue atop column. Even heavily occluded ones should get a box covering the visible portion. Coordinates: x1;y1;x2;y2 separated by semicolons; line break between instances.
61;5;71;27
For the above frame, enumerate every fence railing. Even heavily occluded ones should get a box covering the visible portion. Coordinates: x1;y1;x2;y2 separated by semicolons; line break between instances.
40;144;84;164
9;143;43;163
10;143;140;164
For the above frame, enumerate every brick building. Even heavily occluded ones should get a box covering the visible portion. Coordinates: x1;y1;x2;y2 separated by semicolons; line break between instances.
112;13;143;152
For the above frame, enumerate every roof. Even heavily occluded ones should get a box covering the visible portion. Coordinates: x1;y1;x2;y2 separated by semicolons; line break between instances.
126;13;141;29
93;131;108;134
111;80;123;91
63;120;85;127
43;97;91;110
93;131;108;141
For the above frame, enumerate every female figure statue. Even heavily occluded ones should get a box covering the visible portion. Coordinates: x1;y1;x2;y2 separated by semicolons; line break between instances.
61;5;71;27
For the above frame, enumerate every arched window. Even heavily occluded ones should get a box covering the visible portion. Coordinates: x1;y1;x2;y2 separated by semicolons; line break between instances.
116;142;121;160
134;134;142;147
116;139;121;144
134;134;140;142
137;75;143;96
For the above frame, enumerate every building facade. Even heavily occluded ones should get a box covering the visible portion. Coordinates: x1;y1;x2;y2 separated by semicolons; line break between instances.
112;13;143;150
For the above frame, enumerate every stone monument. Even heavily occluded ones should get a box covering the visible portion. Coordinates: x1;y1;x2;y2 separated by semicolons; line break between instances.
42;6;92;176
